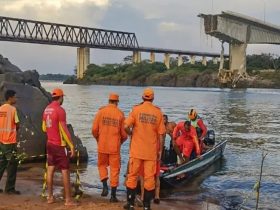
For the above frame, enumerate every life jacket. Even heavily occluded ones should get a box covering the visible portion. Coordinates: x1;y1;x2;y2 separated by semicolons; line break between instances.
190;115;201;128
0;104;18;144
189;115;203;138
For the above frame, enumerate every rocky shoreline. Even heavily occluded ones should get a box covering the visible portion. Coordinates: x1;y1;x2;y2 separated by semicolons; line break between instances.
0;54;88;162
69;70;280;89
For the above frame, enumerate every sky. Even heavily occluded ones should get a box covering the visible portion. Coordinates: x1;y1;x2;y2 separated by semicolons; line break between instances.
0;0;280;74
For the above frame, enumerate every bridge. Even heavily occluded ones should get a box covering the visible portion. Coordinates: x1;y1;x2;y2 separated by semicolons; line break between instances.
199;11;280;86
0;16;224;79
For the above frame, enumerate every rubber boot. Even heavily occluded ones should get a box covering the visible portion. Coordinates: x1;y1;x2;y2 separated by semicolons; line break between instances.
101;179;109;197
110;187;119;203
123;187;136;210
143;189;155;210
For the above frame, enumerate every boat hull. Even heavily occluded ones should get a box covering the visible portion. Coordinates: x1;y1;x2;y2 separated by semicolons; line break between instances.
160;140;227;188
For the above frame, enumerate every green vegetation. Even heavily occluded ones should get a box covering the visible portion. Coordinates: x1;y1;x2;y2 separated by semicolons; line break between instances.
40;73;71;81
65;53;280;88
247;53;280;72
80;59;220;86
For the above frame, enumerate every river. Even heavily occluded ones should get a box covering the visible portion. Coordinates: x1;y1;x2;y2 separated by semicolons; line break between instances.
41;82;280;210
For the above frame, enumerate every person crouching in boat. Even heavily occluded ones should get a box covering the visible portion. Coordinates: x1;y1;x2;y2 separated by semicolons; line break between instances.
172;120;201;164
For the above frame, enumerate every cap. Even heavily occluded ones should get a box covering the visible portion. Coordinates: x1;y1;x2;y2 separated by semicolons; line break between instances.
109;93;119;101
142;88;154;100
51;88;64;98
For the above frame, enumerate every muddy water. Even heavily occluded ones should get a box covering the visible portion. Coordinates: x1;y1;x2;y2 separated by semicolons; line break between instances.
41;82;280;210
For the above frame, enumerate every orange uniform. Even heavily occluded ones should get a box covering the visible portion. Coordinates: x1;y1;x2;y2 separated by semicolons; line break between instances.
92;103;127;187
0;104;19;144
173;121;201;158
125;101;165;191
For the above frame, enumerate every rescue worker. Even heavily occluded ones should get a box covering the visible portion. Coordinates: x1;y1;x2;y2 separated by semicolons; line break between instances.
0;90;20;194
163;115;184;163
173;120;201;164
151;114;177;205
42;88;77;206
92;93;127;202
188;109;207;142
124;88;165;210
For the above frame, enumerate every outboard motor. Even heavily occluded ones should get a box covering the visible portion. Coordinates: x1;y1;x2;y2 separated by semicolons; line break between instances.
204;130;215;146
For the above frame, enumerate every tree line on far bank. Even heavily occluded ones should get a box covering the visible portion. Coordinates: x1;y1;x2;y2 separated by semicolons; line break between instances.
40;53;280;83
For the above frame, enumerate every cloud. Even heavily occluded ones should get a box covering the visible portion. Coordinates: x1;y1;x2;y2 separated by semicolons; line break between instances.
158;22;183;32
0;0;280;74
2;0;110;12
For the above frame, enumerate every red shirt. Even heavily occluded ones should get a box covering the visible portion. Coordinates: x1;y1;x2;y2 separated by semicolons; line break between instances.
42;101;73;149
173;121;201;156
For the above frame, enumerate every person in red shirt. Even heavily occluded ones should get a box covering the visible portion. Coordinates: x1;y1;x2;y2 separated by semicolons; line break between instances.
92;93;127;202
173;120;201;163
42;88;77;206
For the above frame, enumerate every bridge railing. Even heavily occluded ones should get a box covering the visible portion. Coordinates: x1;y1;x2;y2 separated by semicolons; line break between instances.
0;16;139;50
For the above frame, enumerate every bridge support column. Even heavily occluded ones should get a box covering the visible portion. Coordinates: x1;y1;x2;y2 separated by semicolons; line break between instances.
164;53;170;69
150;52;155;63
178;55;183;66
202;56;207;66
77;47;90;79
190;55;196;65
133;51;141;63
213;57;218;65
229;43;247;74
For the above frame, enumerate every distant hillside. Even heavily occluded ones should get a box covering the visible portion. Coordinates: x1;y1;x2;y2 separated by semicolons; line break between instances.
40;73;72;81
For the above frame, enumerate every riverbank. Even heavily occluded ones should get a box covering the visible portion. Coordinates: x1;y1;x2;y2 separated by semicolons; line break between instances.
0;163;218;210
63;62;280;89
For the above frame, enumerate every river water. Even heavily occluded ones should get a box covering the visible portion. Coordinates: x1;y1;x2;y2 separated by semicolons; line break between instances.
41;82;280;210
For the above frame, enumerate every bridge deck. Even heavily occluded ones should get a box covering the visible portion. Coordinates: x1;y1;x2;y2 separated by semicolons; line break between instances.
0;16;224;57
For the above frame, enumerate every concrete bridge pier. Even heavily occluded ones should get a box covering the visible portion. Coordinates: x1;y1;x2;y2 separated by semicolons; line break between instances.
218;43;247;85
133;51;141;63
229;43;247;75
213;57;218;65
190;55;196;65
202;56;207;66
77;47;90;79
164;53;170;69
150;52;155;63
178;55;183;66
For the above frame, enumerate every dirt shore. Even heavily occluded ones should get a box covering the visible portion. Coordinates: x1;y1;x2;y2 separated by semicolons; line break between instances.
0;164;219;210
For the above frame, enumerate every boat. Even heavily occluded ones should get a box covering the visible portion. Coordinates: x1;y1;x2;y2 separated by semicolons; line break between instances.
160;140;227;188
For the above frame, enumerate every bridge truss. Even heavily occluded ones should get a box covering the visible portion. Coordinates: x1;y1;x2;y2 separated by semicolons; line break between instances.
0;16;139;50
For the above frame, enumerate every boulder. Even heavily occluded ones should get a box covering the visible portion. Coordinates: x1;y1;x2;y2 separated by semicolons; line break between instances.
0;54;88;162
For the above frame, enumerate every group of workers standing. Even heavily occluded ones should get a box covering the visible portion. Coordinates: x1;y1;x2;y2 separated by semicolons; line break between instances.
0;87;207;210
92;87;208;210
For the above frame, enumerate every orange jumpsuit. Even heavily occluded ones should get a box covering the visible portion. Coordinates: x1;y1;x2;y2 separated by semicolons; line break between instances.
173;122;201;158
125;101;165;191
92;104;127;187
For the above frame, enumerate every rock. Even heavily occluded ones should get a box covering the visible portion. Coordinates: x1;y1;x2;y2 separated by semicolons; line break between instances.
0;54;88;162
0;55;21;73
